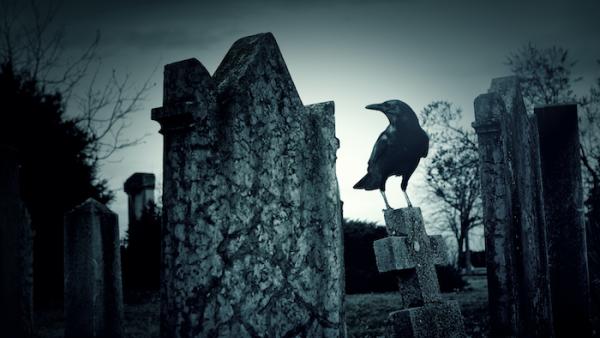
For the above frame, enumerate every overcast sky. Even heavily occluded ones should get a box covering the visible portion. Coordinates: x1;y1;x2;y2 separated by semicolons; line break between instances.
28;0;600;238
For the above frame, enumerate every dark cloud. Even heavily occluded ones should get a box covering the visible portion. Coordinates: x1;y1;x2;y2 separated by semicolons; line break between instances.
11;0;600;227
96;27;238;52
19;0;598;68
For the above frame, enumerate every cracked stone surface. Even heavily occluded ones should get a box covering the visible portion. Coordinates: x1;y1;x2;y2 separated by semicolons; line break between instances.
152;33;344;337
473;76;553;337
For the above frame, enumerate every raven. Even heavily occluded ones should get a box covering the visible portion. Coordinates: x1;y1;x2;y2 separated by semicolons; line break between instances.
353;100;429;209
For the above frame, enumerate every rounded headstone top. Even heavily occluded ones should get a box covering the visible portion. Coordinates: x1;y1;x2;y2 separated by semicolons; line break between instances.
124;173;156;195
163;58;214;107
67;198;115;216
489;76;519;93
473;92;506;129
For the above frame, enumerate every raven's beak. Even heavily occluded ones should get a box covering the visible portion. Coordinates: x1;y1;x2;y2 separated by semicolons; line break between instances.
365;103;383;111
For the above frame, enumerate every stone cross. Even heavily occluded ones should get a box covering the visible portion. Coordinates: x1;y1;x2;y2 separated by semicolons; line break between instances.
123;172;155;224
472;76;553;337
152;33;345;337
0;145;33;338
536;104;591;337
64;198;124;338
373;207;466;337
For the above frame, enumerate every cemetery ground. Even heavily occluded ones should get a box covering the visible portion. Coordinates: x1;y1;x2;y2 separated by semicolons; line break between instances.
35;274;488;338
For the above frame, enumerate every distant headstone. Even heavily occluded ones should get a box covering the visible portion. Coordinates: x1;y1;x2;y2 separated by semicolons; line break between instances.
536;104;591;337
152;33;345;337
472;76;553;336
64;198;124;338
373;207;466;338
0;146;33;338
123;172;155;224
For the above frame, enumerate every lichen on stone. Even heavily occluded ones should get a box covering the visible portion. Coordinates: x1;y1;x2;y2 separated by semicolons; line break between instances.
153;33;345;337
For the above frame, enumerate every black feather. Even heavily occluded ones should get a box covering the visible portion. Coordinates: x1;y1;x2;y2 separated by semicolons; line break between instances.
354;100;429;192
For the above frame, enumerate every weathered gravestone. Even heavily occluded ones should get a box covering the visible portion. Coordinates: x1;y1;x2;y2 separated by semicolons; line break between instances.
124;172;156;224
536;104;591;337
152;33;345;337
64;198;124;338
472;76;554;337
0;145;33;338
373;208;466;338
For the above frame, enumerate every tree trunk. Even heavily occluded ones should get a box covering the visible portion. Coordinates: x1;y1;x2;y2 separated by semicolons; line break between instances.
456;234;465;271
464;229;473;273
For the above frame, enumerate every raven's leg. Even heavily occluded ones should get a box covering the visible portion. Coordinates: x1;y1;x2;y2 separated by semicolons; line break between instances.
401;174;413;208
380;190;391;209
402;190;413;208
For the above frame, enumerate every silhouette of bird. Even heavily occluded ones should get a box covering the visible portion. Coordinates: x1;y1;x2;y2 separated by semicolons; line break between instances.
353;100;429;209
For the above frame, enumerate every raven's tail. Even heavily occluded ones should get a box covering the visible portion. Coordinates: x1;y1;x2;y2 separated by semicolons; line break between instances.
353;173;379;191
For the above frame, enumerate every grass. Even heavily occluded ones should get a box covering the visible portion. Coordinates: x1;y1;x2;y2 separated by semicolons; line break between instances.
345;275;489;337
36;276;489;337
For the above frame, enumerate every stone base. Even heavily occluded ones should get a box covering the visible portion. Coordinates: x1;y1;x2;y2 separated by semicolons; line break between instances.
386;301;466;338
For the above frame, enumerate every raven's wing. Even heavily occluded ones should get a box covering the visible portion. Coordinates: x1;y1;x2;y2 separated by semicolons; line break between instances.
367;132;390;168
417;128;429;158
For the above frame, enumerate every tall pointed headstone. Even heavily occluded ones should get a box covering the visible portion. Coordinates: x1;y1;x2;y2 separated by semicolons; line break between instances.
64;199;124;338
152;33;345;337
472;76;553;337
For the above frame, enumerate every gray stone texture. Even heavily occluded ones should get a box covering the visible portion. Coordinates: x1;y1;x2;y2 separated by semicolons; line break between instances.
429;235;448;266
387;301;465;338
472;76;553;337
64;198;124;338
0;145;33;338
372;235;448;303
379;208;442;306
152;33;345;337
373;236;414;273
383;207;412;236
373;207;465;337
123;172;156;223
536;104;591;337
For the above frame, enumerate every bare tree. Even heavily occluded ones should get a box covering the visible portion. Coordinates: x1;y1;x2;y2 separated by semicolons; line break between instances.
579;62;600;327
74;68;155;160
0;0;157;303
0;0;154;161
579;62;600;191
507;44;599;207
506;43;580;111
420;101;482;271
